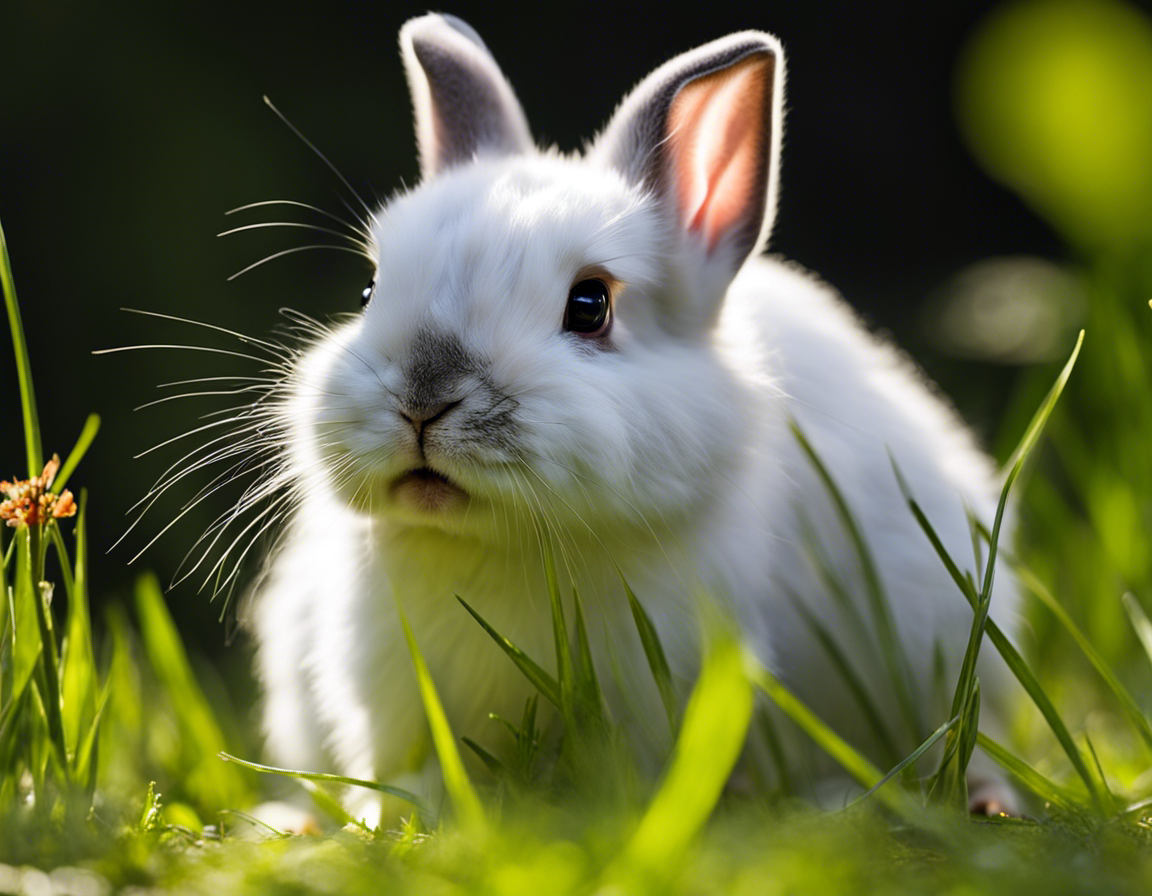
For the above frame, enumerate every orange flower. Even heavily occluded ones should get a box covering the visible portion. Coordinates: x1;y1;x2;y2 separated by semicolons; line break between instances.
0;455;77;528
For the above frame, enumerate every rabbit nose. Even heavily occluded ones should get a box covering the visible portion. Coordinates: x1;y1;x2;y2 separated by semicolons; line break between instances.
399;399;462;438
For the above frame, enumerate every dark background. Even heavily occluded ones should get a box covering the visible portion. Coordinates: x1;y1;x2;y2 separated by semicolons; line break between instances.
0;1;1061;655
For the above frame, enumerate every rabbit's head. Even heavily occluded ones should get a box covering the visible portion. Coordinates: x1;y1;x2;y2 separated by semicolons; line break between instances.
288;14;785;544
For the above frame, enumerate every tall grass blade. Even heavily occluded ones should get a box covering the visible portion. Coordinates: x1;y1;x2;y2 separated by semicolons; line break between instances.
217;751;426;811
517;696;540;775
27;525;68;773
4;530;42;720
893;330;1107;811
976;733;1078;812
1122;593;1152;671
1019;565;1152;754
542;542;577;729
983;619;1106;810
621;577;677;734
60;493;97;762
847;714;959;809
398;605;486;831
754;710;793;796
53;414;100;493
135;574;247;807
1002;330;1084;477
456;595;561;709
73;672;113;795
790;420;923;740
785;588;901;767
569;587;604;723
750;663;884;796
891;459;980;607
0;214;43;476
899;489;1105;806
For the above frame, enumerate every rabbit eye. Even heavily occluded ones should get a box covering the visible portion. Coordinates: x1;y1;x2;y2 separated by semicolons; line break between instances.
361;276;376;309
564;279;611;337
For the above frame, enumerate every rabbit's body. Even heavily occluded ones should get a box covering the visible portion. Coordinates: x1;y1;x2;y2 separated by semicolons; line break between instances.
249;16;1016;818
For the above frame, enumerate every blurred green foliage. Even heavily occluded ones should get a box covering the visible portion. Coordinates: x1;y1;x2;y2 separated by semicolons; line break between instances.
958;0;1152;701
959;0;1152;252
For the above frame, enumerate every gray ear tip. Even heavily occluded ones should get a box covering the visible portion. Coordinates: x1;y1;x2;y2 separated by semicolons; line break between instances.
439;14;489;50
400;13;488;55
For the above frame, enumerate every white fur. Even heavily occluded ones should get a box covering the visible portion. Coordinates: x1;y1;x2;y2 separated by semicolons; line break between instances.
248;18;1016;820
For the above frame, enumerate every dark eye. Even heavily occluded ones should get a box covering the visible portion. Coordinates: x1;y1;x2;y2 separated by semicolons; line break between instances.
361;276;376;309
564;279;611;336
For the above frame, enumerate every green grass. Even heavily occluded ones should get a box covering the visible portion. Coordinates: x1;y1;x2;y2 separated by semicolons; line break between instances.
6;2;1152;891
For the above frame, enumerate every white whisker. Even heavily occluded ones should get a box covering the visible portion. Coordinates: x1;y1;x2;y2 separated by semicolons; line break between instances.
227;244;370;281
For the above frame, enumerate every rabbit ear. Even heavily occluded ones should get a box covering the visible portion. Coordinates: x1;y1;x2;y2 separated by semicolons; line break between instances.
400;14;534;179
595;33;783;281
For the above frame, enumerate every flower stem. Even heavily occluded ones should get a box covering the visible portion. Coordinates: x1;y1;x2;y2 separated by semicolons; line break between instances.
28;522;69;777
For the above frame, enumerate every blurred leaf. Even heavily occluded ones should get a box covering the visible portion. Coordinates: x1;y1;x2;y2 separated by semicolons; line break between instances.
612;633;753;883
958;0;1152;250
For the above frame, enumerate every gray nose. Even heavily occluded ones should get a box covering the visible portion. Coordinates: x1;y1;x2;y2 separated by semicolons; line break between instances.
399;399;462;453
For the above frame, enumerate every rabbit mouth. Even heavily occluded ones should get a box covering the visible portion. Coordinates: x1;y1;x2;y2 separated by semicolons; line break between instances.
389;466;469;514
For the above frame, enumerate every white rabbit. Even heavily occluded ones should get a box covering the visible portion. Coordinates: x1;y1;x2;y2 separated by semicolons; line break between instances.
248;14;1018;821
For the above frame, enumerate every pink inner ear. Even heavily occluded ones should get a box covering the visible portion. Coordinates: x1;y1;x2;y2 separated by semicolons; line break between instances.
666;56;770;252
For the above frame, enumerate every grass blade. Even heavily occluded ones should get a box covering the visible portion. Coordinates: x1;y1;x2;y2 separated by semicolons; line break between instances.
895;388;1107;811
461;738;506;777
750;662;884;795
569;587;604;723
1;214;43;476
976;733;1079;812
848;714;960;809
790;420;923;740
456;595;561;709
0;531;43;745
135;574;248;807
1020;565;1152;755
785;588;901;767
1002;330;1084;477
53;413;100;493
59;493;97;761
398;604;485;831
621;576;677;734
983;619;1106;810
1122;593;1152;671
542;542;577;728
217;751;426;810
